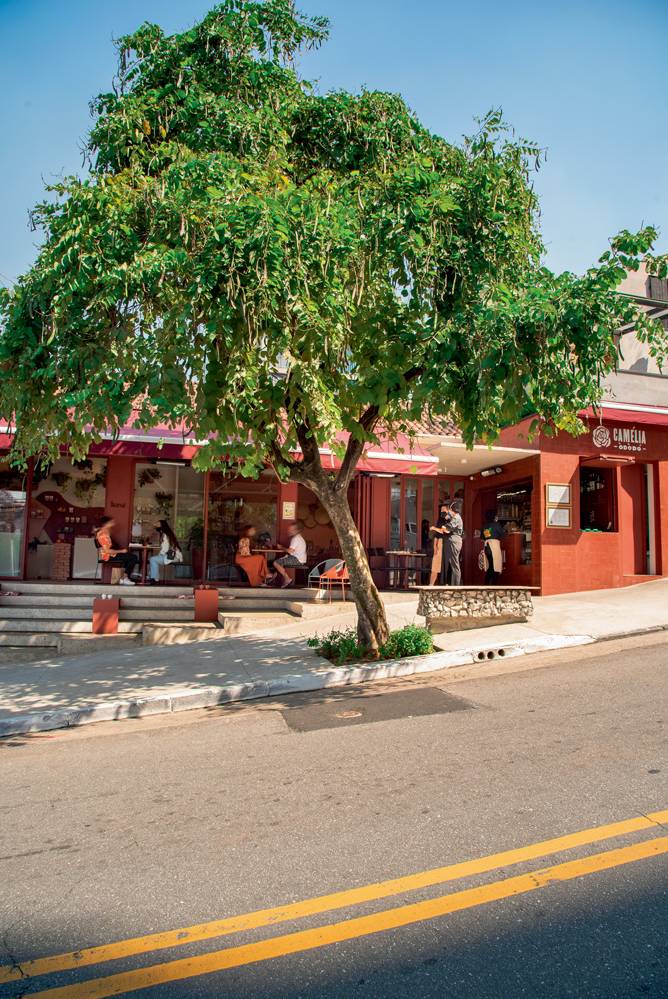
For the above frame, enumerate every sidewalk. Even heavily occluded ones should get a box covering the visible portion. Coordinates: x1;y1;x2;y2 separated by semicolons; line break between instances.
1;578;667;736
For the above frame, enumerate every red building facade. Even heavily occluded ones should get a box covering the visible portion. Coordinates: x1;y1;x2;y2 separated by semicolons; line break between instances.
1;402;666;595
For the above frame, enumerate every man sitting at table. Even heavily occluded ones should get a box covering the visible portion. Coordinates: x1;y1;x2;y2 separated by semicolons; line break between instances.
268;521;308;589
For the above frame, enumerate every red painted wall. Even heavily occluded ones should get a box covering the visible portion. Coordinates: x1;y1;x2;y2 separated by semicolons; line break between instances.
535;419;668;594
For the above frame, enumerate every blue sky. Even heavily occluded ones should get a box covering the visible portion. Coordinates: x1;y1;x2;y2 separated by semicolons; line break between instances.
1;0;666;286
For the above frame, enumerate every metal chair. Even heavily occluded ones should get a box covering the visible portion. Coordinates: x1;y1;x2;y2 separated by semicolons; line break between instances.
308;558;344;588
317;560;349;602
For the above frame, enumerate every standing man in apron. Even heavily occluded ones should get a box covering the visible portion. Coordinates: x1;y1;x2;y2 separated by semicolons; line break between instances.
445;499;464;586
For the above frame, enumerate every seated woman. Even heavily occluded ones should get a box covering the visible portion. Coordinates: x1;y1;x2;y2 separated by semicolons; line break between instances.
94;516;138;586
235;525;269;587
148;520;183;585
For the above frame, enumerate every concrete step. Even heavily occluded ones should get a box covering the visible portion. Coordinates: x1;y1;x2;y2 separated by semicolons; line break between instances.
142;622;223;645
57;634;142;655
119;608;194;622
0;595;95;609
0;594;199;611
218;598;300;614
0;607;97;621
217;586;321;602
2;582;195;598
220;611;299;635
0;619;142;634
0;633;60;648
118;596;197;610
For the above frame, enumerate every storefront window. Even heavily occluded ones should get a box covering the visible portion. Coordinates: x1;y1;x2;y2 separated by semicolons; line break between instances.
132;461;204;579
580;467;616;532
404;478;418;551
207;471;278;582
420;479;434;550
390;476;401;549
0;464;27;577
27;458;107;580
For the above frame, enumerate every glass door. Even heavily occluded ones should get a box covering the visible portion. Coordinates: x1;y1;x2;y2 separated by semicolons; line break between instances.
132;461;205;580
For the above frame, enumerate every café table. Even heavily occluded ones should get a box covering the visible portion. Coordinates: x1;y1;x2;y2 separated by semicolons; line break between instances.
384;550;427;590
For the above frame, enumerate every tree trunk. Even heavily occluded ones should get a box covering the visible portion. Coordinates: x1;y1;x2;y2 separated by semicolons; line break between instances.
315;485;390;653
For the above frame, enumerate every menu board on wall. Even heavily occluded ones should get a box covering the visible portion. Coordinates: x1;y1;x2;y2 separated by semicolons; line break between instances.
545;482;572;529
547;484;571;506
546;505;571;528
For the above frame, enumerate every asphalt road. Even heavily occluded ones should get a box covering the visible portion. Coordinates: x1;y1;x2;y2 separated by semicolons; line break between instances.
1;633;667;998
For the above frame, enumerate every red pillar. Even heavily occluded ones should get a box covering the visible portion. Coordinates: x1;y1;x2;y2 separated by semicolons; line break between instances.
104;456;135;546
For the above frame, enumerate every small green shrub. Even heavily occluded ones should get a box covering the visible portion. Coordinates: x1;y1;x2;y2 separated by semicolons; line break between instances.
307;627;363;666
309;623;434;665
380;624;434;660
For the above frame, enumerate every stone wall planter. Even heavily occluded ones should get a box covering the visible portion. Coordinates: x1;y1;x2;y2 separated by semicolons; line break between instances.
417;586;535;633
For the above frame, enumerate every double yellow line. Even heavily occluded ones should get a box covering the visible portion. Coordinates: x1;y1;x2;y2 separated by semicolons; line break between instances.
4;809;667;998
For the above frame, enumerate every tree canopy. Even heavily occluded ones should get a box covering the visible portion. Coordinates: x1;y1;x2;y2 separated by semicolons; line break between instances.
1;0;666;647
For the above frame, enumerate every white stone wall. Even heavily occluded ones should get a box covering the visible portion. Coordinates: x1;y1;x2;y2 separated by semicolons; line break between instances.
417;586;534;630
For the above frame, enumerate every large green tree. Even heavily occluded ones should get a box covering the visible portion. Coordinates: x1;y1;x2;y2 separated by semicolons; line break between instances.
1;0;666;649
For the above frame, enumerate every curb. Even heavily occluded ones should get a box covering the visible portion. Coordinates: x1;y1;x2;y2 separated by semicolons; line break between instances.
1;626;664;738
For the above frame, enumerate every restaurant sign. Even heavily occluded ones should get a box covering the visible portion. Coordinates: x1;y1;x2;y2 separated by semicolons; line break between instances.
592;424;647;453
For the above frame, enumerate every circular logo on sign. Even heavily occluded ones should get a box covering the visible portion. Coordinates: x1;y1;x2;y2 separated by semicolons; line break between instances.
592;425;611;448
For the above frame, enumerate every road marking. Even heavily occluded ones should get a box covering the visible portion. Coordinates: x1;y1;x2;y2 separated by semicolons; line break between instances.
2;808;666;986
27;836;668;999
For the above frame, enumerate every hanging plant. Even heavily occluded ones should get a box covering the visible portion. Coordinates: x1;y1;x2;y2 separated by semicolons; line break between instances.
73;468;106;505
74;478;95;502
154;491;173;516
138;467;162;488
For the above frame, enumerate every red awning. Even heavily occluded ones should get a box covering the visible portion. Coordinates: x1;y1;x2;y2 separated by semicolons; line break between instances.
314;432;438;476
583;405;668;427
0;420;439;475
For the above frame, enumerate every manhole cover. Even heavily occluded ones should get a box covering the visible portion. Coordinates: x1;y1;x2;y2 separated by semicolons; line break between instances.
335;710;363;719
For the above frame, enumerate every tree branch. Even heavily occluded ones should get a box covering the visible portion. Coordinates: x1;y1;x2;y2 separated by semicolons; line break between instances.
334;404;380;492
